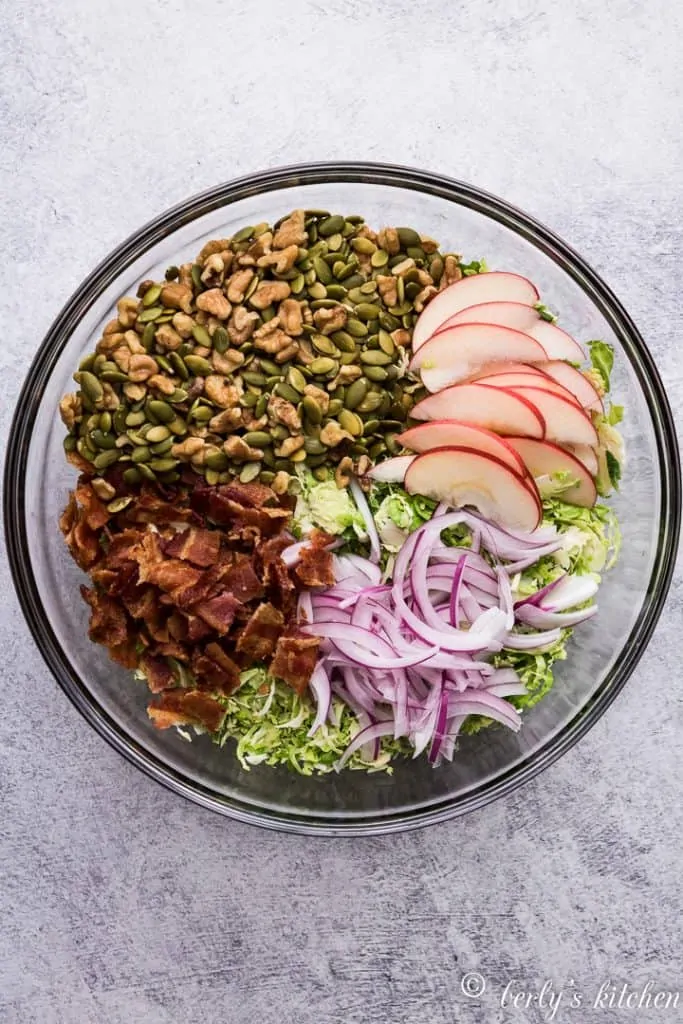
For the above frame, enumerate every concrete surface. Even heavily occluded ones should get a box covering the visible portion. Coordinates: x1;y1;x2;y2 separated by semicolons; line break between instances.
1;1;682;1022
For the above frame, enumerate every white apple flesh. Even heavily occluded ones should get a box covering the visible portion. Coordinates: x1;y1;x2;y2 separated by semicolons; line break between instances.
404;447;542;532
440;301;585;362
476;372;581;405
397;420;529;477
409;322;547;393
504;437;597;507
411;273;539;352
411;383;546;438
562;444;599;476
503;386;599;446
541;361;603;412
367;455;416;483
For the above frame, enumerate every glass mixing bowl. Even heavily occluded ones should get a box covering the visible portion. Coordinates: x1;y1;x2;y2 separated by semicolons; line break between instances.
4;163;680;835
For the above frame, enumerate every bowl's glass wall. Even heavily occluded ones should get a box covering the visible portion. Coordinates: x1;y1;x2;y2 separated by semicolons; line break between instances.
10;169;678;833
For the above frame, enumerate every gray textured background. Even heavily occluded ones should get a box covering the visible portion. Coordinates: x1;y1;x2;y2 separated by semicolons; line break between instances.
1;1;682;1022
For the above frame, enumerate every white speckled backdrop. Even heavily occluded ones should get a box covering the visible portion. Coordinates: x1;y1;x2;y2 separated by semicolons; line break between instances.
1;1;682;1022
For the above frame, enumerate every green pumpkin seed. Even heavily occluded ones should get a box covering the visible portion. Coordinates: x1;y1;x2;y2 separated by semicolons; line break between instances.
351;237;377;255
240;461;261;483
302;395;323;424
138;306;163;323
356;392;384;413
303;437;326;455
105;496;133;514
338;351;357;365
406;246;426;263
242;371;267;387
151;437;174;455
368;441;385;460
167;352;188;381
378;330;396;356
258;358;280;376
255;394;269;418
309;298;339;311
325;284;347;300
145;425;170;443
204;468;220;486
429;255;444;282
286;366;307;393
243;431;272;448
190;264;204;291
312;335;339;357
139;322;155;352
142;284;162;307
362;418;381;435
318;215;345;237
371;249;389;268
327;399;344;417
98;412;112;433
190;405;214;422
346;318;368;338
360;280;377;295
165;265;179;281
290;449;307;464
344;379;369;410
147;400;175;424
379;311;401;332
259;470;275;484
91;430;117;450
135;463;156;482
232;224;255;244
274;382;300;403
385;432;401;454
312;255;332;284
211;326;229;353
336;261;359;282
76;438;95;461
79;371;103;404
204;451;230;471
396;227;421;248
154;354;171;375
290;273;306;294
78;353;97;372
338;409;363;436
240;392;258;408
347;287;367;305
310;357;338;377
405;281;421;302
125;410;146;428
63;435;77;453
131;445;151;463
191;323;212;345
364;365;388;382
355;302;381;321
341;273;365;290
326;232;343;252
330;331;357;353
148;457;178;473
123;466;142;485
93;449;120;471
360;349;392;366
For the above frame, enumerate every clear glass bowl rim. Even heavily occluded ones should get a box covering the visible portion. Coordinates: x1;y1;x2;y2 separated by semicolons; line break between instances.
3;161;681;836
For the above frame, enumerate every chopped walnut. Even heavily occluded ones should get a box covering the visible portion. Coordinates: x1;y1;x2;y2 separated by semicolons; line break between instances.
320;421;353;447
249;280;291;310
356;225;378;244
253;320;292;355
160;282;193;313
178;263;194;289
415;268;434;287
274;342;299;364
335;456;354;488
127;354;159;382
172;437;206;461
420;235;439;254
391;257;416;277
275;435;305;458
278;298;304;337
96;331;125;356
377;227;400;255
198;238;231;262
329;364;362;389
155;324;183;351
200;254;226;287
227;306;259;345
103;318;121;336
391;328;411;348
296;336;315;365
440;256;463;289
271;471;291;495
59;393;82;430
225;268;255;304
377;274;398;308
355;454;372;477
204;376;240;409
196;288;231;320
211;348;245;375
414;285;438;312
147;373;176;396
272;209;307;250
116;297;139;328
100;383;121;410
209;408;242;433
313;305;347;335
124;330;146;355
303;383;330;413
223;436;263;462
123;382;147;403
91;478;116;502
171;312;195;338
268;395;301;431
237;233;274;267
241;410;268;431
257;244;299;275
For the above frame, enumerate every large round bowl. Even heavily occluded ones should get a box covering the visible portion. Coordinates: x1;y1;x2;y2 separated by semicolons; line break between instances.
4;163;680;835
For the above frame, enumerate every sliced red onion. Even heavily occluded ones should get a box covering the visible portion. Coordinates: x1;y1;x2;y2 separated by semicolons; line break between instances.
503;628;563;650
335;721;396;770
516;604;598;629
307;663;332;737
349;477;381;564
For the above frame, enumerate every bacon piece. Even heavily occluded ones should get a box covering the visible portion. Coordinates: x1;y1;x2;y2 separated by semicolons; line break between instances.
103;529;143;568
81;586;130;648
221;481;277;508
60;496;102;570
108;638;140;669
125;488;195;525
236;602;284;660
169;564;224;609
140;559;203;594
293;546;335;588
192;592;240;635
152;640;190;661
148;690;226;732
163;527;221;567
140;653;175;693
191;643;242;695
270;629;320;694
219;555;264;603
75;482;111;530
184;613;214;642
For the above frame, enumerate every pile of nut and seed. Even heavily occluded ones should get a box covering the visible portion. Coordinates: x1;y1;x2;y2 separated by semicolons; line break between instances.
60;209;466;502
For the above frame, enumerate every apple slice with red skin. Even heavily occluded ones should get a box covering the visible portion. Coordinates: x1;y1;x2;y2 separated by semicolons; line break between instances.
540;361;603;412
439;301;585;362
411;383;546;438
367;454;416;483
397;420;530;478
562;443;599;476
409;323;547;393
470;361;549;381
503;386;598;446
404;446;542;532
476;372;581;405
504;437;597;507
412;274;539;352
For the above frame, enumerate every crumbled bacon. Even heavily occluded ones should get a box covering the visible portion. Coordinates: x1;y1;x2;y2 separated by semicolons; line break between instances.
148;690;226;732
270;630;320;695
192;592;240;635
191;643;241;695
141;653;176;693
163;527;221;567
74;482;111;530
219;555;264;603
236;602;284;660
81;586;130;648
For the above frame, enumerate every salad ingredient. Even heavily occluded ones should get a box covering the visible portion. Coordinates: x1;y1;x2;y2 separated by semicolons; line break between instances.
404;449;542;531
477;371;582;404
440;301;584;362
293;474;365;537
504;438;597;507
563;444;599;476
367;455;416;484
411;272;539;351
503;386;598;446
409;322;547;392
411;383;546;438
540;361;603;412
397;421;530;476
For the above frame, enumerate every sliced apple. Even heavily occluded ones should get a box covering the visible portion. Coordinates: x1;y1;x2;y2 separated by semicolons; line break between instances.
504;437;597;507
541;361;603;412
440;301;585;362
471;361;549;380
404;447;542;532
367;455;415;483
504;386;598;446
397;420;530;477
563;444;599;476
411;383;545;438
409;323;547;393
476;372;581;405
412;274;539;352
